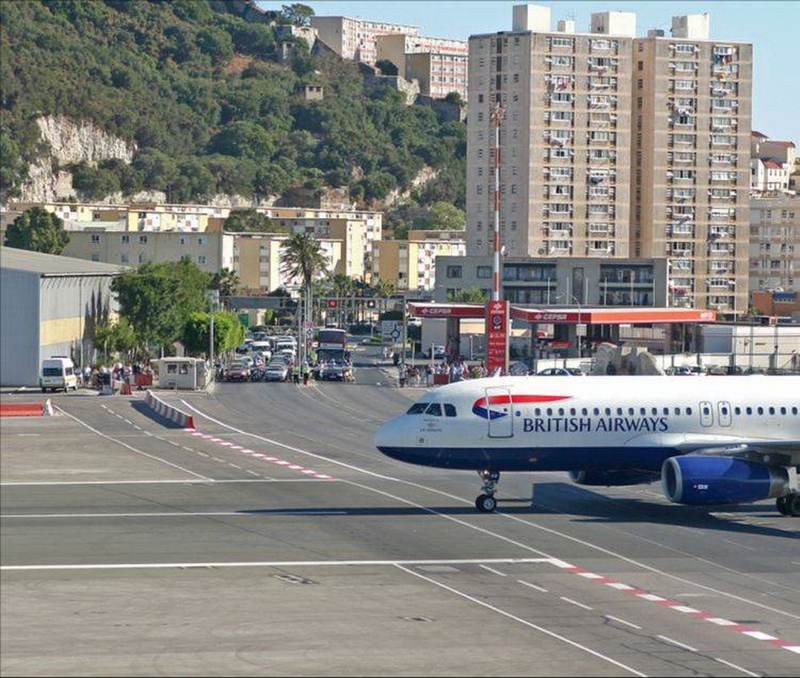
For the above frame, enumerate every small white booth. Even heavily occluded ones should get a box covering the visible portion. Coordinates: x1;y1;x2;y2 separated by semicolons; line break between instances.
155;357;209;390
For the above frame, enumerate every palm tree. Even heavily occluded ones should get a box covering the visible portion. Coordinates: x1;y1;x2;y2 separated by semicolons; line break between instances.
211;268;240;302
281;233;328;361
373;279;395;299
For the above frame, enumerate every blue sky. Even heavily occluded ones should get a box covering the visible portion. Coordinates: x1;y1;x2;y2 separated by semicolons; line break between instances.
259;1;799;141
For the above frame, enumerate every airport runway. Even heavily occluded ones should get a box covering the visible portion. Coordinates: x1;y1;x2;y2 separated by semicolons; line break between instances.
2;359;799;675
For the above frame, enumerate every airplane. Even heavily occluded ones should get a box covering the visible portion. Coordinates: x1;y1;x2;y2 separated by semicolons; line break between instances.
374;375;800;516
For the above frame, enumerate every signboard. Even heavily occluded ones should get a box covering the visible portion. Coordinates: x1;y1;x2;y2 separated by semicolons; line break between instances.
485;300;509;375
381;320;401;345
237;313;250;328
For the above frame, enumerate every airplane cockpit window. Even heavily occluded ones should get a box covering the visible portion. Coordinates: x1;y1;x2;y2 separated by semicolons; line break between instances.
407;403;429;415
444;404;457;417
425;403;442;417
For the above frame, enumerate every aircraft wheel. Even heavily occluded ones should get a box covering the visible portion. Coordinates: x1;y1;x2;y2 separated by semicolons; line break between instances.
475;494;497;513
776;496;789;515
789;493;800;518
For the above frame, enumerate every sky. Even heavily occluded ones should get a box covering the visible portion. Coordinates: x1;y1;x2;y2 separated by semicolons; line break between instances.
259;1;799;142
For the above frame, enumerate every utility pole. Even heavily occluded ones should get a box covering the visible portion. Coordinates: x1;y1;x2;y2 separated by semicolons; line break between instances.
400;291;408;379
490;102;505;302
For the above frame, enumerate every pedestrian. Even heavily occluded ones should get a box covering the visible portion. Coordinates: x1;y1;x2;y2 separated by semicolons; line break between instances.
302;362;310;386
292;364;300;384
399;365;406;388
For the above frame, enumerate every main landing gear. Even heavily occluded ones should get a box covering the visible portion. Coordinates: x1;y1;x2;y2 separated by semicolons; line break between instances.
776;492;800;517
475;470;500;513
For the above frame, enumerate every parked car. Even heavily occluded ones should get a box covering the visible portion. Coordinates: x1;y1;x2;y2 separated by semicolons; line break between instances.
423;345;446;360
40;356;78;392
224;361;251;382
264;361;289;382
537;367;583;376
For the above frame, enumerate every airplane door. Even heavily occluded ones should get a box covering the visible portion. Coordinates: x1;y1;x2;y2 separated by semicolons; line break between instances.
699;401;714;427
717;401;732;427
485;387;513;438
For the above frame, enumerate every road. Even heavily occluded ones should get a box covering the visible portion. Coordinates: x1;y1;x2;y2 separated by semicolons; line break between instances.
2;349;798;675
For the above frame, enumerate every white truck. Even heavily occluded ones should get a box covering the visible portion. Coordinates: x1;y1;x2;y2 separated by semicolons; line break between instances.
40;357;78;393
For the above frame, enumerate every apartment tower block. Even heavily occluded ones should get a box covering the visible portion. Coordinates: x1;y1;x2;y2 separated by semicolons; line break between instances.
466;6;753;313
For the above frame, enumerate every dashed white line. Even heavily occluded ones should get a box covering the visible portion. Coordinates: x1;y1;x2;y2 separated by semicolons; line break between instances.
517;580;548;593
394;565;645;677
605;615;642;631
657;635;698;653
560;596;593;611
228;463;241;470
712;657;760;677
479;564;507;577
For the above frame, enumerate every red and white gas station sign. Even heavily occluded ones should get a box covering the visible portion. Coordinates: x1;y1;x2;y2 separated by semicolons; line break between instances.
485;300;509;375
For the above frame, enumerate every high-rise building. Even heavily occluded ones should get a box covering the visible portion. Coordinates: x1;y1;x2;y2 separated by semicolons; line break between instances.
466;6;635;262
632;16;753;314
749;195;799;293
310;16;418;65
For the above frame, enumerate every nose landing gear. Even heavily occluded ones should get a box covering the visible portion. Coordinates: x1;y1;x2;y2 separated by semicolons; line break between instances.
475;470;500;513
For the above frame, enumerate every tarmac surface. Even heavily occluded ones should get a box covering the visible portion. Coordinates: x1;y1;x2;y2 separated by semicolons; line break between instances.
1;347;799;676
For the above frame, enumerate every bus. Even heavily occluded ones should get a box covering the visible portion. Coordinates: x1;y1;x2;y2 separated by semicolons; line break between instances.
315;328;350;379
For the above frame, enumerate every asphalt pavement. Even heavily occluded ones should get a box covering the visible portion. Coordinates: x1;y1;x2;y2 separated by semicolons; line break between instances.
2;346;798;676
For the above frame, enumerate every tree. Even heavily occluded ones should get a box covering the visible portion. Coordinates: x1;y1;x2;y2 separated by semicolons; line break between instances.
111;260;211;353
222;209;289;233
280;3;314;26
372;279;395;298
4;207;70;254
444;91;463;105
182;311;245;357
425;201;465;231
448;287;488;303
375;59;398;76
211;267;240;298
94;318;138;361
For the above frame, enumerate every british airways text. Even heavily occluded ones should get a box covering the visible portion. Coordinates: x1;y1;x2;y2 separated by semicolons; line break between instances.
522;416;669;434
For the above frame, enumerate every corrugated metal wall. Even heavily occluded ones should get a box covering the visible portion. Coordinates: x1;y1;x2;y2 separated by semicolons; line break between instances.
0;269;40;386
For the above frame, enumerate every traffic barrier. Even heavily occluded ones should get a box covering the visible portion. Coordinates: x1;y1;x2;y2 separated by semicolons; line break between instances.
144;390;195;429
120;383;133;396
0;402;45;417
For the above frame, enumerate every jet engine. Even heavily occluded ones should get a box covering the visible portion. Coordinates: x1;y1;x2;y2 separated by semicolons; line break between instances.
569;469;659;487
661;455;789;506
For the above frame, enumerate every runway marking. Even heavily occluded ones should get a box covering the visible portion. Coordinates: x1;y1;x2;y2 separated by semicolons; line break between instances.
177;399;800;653
657;635;697;653
560;596;593;611
712;658;760;677
517;580;548;593
0;479;334;486
1;510;349;519
1;557;556;572
53;405;209;481
605;616;642;631
479;564;507;577
394;564;646;677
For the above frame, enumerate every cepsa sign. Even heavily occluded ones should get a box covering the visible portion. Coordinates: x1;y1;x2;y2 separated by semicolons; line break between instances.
485;300;509;374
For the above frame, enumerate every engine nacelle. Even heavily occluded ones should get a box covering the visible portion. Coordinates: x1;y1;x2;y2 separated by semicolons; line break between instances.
569;469;659;487
661;455;789;506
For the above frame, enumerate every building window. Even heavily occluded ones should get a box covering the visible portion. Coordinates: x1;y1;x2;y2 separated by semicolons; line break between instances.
121;235;130;244
446;265;463;279
198;255;207;265
139;235;148;244
477;266;491;279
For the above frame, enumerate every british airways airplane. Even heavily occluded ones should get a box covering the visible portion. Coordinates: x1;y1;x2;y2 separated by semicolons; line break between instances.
374;376;800;516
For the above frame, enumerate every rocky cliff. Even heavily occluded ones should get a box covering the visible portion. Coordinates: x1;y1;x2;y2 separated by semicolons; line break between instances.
18;116;136;203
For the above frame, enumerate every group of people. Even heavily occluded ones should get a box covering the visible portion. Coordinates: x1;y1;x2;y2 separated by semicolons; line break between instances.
80;362;153;390
398;359;489;387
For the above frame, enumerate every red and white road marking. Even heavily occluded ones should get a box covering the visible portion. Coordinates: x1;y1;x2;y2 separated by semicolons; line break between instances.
185;429;335;481
549;560;800;656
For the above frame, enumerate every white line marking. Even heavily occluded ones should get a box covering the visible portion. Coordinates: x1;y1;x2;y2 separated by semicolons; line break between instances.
179;400;800;622
657;635;697;653
706;617;738;627
577;572;605;580
166;440;181;447
607;582;636;591
181;446;194;452
670;605;701;614
605;615;642;631
479;564;507;577
52;405;209;480
1;558;555;572
712;657;760;677
394;565;645;677
228;463;241;470
517;580;548;593
132;425;142;431
783;646;800;655
637;593;667;602
1;510;348;519
741;631;777;641
560;596;593;611
0;479;332;487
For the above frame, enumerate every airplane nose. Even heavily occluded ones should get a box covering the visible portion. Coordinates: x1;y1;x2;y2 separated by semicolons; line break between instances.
374;416;402;450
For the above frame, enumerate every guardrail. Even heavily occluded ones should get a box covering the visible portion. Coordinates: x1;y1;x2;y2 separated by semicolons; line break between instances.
144;390;195;429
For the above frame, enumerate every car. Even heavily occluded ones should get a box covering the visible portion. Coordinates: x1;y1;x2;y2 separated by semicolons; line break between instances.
537;367;583;376
264;361;289;382
224;361;251;382
40;356;78;392
424;345;446;360
317;361;347;381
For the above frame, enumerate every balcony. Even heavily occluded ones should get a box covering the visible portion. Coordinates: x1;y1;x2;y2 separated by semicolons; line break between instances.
588;223;611;235
669;225;694;237
670;258;693;271
546;228;573;238
586;245;615;256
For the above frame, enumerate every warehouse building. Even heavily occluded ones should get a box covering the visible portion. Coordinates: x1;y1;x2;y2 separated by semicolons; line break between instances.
0;248;124;387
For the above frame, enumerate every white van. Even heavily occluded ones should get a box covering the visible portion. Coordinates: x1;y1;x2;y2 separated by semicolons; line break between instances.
40;357;78;393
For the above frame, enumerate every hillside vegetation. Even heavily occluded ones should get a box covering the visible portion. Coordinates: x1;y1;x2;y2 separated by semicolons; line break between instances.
0;0;465;214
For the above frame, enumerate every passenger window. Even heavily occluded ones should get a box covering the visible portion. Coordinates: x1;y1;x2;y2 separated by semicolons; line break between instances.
570;408;576;416
605;408;611;416
675;407;681;415
768;407;775;415
780;407;786;415
616;408;623;416
793;407;798;415
593;408;600;416
702;406;710;416
663;407;669;416
628;407;634;416
444;404;457;417
65;367;73;376
720;406;728;416
639;408;646;416
425;403;442;417
746;407;752;415
546;408;553;416
757;407;764;415
651;407;658;416
734;407;741;415
407;403;429;415
686;407;692;415
535;408;541;416
558;408;564;416
581;408;588;416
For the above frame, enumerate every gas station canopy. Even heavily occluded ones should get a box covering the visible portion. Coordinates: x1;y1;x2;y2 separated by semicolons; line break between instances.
407;303;716;325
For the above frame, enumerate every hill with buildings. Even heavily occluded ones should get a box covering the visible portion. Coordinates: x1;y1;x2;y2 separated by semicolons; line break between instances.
0;0;465;218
